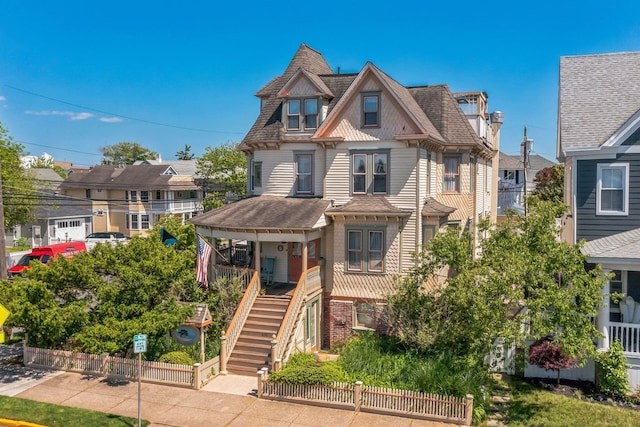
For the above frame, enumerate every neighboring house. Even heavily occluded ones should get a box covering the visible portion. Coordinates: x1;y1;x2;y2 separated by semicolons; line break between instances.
59;162;204;238
497;152;555;216
191;44;503;373
7;168;93;247
558;51;640;387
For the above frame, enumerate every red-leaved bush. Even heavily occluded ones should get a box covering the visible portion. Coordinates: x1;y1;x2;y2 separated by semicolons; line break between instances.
528;337;577;383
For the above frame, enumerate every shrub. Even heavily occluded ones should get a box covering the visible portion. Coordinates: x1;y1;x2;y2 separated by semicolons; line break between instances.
268;354;351;385
595;340;630;397
158;351;195;365
528;337;577;383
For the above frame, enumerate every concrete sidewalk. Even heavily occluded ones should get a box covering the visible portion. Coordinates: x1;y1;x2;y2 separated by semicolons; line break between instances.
12;371;454;427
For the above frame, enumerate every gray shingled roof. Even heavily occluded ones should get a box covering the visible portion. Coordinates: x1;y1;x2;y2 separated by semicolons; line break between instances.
35;194;93;219
134;160;199;176
326;196;412;216
559;52;640;153
60;164;198;190
499;152;555;171
582;227;640;263
191;196;331;230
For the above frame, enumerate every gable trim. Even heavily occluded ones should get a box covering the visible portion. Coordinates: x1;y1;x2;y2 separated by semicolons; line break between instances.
277;68;334;99
313;62;430;139
603;108;640;148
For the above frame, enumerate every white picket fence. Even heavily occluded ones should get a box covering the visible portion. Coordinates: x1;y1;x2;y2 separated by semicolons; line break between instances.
23;345;219;389
257;370;473;425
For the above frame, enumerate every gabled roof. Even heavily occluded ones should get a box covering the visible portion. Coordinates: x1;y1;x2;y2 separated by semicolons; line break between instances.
582;227;640;265
133;159;198;176
242;44;491;153
35;193;93;220
277;68;334;98
498;152;555;171
559;52;640;154
191;196;331;230
60;164;198;190
315;62;445;143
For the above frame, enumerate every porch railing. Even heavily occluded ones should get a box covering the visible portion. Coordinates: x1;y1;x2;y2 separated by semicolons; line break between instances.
212;265;255;291
608;322;640;354
272;268;309;369
220;270;260;373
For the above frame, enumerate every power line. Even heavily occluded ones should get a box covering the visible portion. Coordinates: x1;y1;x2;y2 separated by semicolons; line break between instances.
5;84;246;135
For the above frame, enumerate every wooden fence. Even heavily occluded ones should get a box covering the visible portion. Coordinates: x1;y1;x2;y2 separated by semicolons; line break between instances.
23;345;219;390
257;369;473;425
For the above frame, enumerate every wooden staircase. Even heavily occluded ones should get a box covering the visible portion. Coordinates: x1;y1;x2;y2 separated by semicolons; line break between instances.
227;295;290;375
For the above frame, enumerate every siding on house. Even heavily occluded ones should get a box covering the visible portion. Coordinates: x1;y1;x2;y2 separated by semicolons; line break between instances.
576;153;640;241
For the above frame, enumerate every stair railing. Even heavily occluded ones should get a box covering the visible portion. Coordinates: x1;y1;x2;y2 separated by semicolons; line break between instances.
272;267;317;370
220;270;260;373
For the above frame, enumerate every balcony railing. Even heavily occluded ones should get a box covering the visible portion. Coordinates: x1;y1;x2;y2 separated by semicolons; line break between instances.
608;322;640;354
147;199;203;212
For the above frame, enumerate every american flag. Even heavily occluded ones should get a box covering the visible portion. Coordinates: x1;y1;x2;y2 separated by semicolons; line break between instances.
196;235;213;288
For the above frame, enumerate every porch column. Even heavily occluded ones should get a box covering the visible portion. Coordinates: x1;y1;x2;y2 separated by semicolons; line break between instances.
255;239;261;284
597;268;611;351
302;241;308;292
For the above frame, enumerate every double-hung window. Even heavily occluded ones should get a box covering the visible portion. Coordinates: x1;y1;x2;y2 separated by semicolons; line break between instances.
251;160;262;190
131;214;139;229
351;151;389;195
346;228;385;273
131;191;138;202
597;163;629;215
287;98;319;131
141;214;150;230
141;191;149;202
444;155;460;193
295;153;313;194
363;94;379;127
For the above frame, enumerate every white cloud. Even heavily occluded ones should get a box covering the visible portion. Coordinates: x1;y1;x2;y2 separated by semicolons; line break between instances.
100;116;124;123
70;112;94;121
0;96;6;101
25;110;94;120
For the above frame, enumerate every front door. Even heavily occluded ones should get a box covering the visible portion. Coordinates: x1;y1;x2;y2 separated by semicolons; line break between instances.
288;239;320;283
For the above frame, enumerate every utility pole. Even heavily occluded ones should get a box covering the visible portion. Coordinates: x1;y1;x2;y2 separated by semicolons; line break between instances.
521;127;533;216
0;160;7;280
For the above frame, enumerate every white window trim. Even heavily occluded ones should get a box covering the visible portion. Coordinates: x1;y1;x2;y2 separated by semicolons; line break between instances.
596;163;629;216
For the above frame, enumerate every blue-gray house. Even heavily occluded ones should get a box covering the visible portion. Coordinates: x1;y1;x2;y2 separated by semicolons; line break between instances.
558;51;640;387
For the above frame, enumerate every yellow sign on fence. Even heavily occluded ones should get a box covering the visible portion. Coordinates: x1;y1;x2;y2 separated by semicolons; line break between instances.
0;304;10;343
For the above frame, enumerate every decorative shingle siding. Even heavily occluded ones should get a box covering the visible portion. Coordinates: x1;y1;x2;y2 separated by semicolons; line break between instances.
576;153;640;241
327;78;420;141
287;76;317;97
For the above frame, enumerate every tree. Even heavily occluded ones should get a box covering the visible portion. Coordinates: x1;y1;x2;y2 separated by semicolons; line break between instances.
528;337;577;383
196;142;247;210
0;219;242;359
29;154;68;179
100;142;157;165
0;122;37;228
175;144;195;160
532;164;564;204
386;198;604;367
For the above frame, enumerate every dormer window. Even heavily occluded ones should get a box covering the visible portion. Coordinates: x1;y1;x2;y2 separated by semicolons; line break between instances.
287;98;319;131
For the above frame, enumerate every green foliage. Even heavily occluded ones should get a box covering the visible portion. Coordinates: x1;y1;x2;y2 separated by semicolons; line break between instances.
175;144;195;160
0;220;242;360
269;357;352;385
196;142;246;210
0;122;37;227
100;141;157;165
532;164;564;205
158;351;195;365
595;340;630;397
386;199;603;366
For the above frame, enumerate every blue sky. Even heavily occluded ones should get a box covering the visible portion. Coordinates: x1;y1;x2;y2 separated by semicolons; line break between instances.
1;1;640;167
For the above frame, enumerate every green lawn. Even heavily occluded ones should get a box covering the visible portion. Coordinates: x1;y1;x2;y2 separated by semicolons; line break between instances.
507;378;639;427
0;395;148;427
